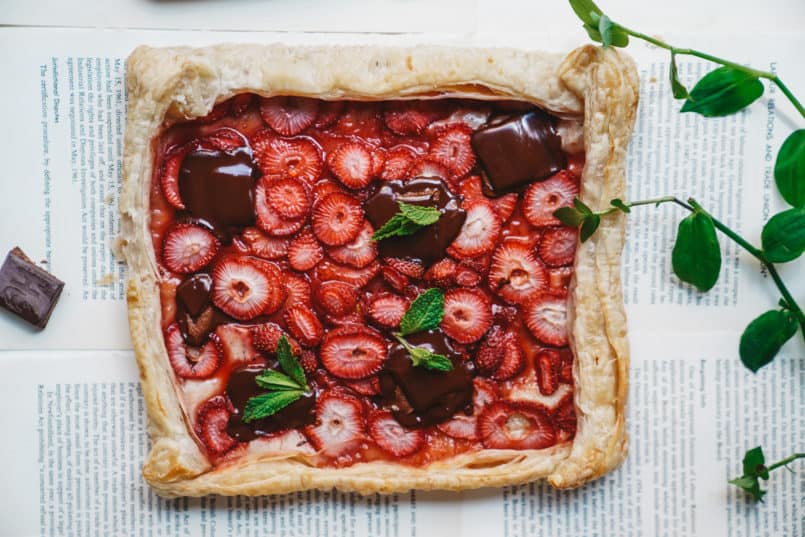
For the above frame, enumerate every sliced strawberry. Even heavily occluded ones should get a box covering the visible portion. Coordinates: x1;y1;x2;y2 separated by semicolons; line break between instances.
320;325;387;379
408;159;450;181
314;280;359;318
458;175;484;200
491;193;518;223
259;96;318;136
368;409;425;457
313;178;345;200
524;295;569;346
284;304;324;347
230;93;255;116
327;142;374;190
538;227;578;267
265;177;311;220
478;401;556;450
558;348;574;384
380;265;409;295
547;266;573;297
315;260;380;288
284;272;312;307
165;323;221;379
211;258;273;320
447;200;501;258
328;221;377;268
536;349;560;395
370;148;386;177
492;335;526;381
251;130;322;183
251;322;292;353
522;171;579;227
311;192;364;246
200;127;247;151
367;293;409;328
426;107;492;135
423;258;457;287
344;376;381;396
305;391;365;458
241;227;289;260
195;396;237;455
438;378;498;440
314;100;345;129
255;179;307;237
380;146;416;180
553;393;577;437
475;326;524;380
162;224;219;274
299;349;319;375
335;103;384;140
488;241;547;305
383;101;438;136
214;323;262;364
384;258;424;279
455;262;482;287
247;258;286;315
288;229;324;271
160;149;188;209
428;126;475;178
441;288;493;344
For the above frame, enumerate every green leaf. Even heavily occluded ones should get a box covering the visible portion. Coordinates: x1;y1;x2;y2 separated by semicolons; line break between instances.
275;336;307;389
761;207;805;263
573;197;594;215
610;198;631;213
255;370;302;391
582;24;603;43
399;288;445;336
398;202;441;226
568;0;604;26
680;66;764;117
243;390;303;423
729;475;766;501
671;210;721;291
669;53;689;99
739;309;798;372
554;206;587;227
579;214;601;243
408;346;453;372
775;129;805;207
598;14;614;48
372;213;423;241
742;446;769;479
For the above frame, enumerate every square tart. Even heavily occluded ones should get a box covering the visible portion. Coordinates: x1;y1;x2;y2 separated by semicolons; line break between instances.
120;43;638;497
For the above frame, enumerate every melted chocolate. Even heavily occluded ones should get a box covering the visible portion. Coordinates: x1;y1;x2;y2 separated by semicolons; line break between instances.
471;111;566;194
378;330;474;428
179;147;258;228
364;178;466;265
225;366;316;443
176;274;212;317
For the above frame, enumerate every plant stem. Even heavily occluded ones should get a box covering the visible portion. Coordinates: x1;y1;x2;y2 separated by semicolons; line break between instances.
614;23;805;119
766;453;805;472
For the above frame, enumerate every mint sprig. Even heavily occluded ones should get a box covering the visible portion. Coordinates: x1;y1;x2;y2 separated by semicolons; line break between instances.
242;336;308;423
372;202;441;241
730;446;804;501
392;288;452;372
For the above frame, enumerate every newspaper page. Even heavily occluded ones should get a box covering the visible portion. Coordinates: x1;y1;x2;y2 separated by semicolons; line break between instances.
0;26;802;537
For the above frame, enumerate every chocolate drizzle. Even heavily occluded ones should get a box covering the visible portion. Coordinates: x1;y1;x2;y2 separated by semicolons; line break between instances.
364;178;466;265
378;330;474;428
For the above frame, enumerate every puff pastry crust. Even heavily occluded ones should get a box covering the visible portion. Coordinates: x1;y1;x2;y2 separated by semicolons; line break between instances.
120;43;638;497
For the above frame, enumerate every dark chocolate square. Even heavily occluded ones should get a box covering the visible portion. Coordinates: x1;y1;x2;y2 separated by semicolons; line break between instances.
0;248;64;329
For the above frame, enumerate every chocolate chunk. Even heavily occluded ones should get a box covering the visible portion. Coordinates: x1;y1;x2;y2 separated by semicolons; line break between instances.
471;111;566;194
179;147;258;228
225;366;315;442
364;178;466;265
176;274;212;317
0;248;64;329
378;330;474;428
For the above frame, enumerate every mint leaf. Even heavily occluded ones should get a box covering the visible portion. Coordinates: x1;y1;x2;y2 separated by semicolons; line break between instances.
739;310;798;373
255;370;303;391
579;213;601;243
761;207;805;263
680;67;764;117
775;129;805;207
742;446;769;479
399;288;445;336
669;53;689;99
243;390;303;423
399;202;441;226
610;198;631;213
671;210;721;291
573;197;594;215
568;0;604;26
554;206;587;227
276;336;307;389
408;345;453;372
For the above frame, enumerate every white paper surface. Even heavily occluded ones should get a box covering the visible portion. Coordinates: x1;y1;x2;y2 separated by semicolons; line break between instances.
0;24;803;537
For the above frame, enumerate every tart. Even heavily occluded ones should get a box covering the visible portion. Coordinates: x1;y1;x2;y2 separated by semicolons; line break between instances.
120;43;638;497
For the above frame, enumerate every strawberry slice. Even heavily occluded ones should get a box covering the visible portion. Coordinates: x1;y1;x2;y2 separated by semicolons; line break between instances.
248;258;286;315
230;93;255;116
288;229;324;271
251;322;298;354
195;396;237;455
315;260;380;288
251;130;322;183
313;178;345;200
477;401;556;450
428;126;475;179
311;192;364;246
284;304;324;347
314;100;345;129
368;409;425;457
265;177;311;220
370;148;386;177
284;272;312;307
259;96;319;136
165;323;221;379
200;128;247;151
367;292;409;328
214;323;262;364
162;224;220;274
240;227;288;260
408;159;450;181
441;288;493;344
426;107;492;135
380;146;416;180
558;348;574;384
547;266;573;297
299;349;319;375
536;349;560;395
255;179;306;237
423;258;457;287
305;391;366;458
538;227;578;267
522;171;579;227
160;148;188;209
343;376;381;396
327;142;374;190
438;378;498;440
211;258;273;320
553;394;577;438
384;258;424;279
383;101;437;136
524;295;569;346
320;325;387;379
492;335;526;381
328;221;377;268
447;200;501;258
488;241;547;304
455;262;482;287
491;193;518;223
458;175;484;200
314;281;359;318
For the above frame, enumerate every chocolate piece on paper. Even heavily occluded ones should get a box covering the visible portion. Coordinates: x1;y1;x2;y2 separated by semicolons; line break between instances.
0;248;64;329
